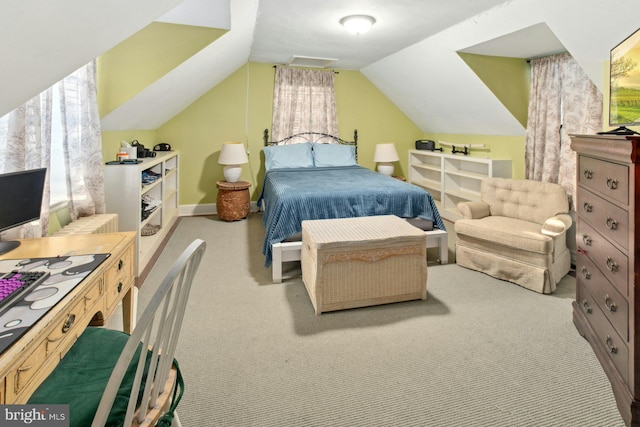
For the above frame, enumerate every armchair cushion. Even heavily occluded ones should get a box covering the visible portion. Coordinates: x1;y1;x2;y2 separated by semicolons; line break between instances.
455;216;553;255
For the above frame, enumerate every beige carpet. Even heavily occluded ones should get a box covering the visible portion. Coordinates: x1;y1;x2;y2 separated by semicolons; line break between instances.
136;213;625;426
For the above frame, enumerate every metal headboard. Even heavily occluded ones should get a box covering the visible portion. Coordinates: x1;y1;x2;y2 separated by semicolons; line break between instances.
263;129;357;154
263;129;358;160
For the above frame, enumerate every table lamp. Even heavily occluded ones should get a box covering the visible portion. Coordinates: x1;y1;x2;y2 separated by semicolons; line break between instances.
219;142;249;182
373;143;399;176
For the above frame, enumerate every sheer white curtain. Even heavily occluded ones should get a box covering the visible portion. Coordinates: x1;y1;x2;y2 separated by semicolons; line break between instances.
59;60;106;218
0;60;105;240
525;52;602;209
0;91;53;239
271;67;338;141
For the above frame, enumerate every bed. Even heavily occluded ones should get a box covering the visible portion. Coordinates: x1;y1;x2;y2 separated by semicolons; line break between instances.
258;129;447;282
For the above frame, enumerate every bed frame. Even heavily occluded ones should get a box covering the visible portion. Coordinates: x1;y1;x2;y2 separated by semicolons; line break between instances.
261;128;447;282
263;128;358;159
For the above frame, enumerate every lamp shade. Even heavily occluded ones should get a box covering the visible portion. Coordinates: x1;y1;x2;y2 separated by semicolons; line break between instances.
373;143;399;163
218;142;249;165
219;142;249;182
374;143;399;176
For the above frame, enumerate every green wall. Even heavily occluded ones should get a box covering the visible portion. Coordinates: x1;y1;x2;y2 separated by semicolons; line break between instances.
98;22;226;117
458;53;530;128
420;133;525;179
155;63;426;205
96;21;530;206
101;61;528;203
99;47;529;205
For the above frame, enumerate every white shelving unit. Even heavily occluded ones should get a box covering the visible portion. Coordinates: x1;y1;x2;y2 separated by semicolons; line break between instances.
408;150;511;221
104;151;179;276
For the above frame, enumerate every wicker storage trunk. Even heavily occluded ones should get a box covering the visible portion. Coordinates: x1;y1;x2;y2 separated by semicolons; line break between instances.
301;215;428;314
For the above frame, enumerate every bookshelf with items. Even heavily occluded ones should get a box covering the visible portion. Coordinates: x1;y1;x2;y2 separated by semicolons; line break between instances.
408;150;442;203
104;151;179;276
408;150;511;221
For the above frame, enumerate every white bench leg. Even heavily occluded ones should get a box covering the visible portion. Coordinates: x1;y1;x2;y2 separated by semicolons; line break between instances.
272;245;282;283
438;234;448;264
425;229;448;264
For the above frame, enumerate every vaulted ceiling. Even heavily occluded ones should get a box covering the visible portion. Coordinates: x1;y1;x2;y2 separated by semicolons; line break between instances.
2;0;640;135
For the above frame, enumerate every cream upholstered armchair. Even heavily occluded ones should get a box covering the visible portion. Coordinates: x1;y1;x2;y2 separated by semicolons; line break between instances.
454;177;572;294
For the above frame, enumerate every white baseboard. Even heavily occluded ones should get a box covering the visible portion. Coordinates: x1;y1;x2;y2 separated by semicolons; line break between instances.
178;202;260;217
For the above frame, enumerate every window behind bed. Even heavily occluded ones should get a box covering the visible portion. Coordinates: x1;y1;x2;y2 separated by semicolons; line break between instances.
271;66;338;141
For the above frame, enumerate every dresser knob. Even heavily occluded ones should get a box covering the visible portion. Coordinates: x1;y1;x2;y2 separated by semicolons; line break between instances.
606;177;618;190
604;294;617;312
584;169;593;179
582;202;593;213
581;266;591;280
606;335;618;354
605;216;618;230
582;299;592;314
606;256;619;272
582;235;592;246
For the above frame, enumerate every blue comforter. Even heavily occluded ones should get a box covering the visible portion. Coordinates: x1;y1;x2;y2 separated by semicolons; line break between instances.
259;165;445;266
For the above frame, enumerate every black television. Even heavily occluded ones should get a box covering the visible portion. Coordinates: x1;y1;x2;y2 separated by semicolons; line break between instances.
0;168;47;256
607;27;640;135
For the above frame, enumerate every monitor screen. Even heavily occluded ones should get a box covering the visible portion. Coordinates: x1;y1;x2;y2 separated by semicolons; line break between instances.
0;168;47;255
610;27;640;127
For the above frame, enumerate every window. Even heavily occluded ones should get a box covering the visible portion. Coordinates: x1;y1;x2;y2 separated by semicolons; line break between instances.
0;61;104;220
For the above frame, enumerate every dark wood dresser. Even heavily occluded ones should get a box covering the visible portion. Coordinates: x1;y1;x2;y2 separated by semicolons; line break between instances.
571;134;640;426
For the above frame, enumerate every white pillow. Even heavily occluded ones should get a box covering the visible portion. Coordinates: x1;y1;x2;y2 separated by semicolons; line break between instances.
263;142;314;170
313;143;357;167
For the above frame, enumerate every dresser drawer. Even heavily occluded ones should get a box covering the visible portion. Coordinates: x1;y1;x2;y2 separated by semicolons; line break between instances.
579;155;629;205
577;221;628;296
105;244;134;311
577;253;628;341
578;186;629;251
577;286;629;385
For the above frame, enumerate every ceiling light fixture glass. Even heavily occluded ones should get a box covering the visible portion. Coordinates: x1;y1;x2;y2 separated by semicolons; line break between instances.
339;15;376;35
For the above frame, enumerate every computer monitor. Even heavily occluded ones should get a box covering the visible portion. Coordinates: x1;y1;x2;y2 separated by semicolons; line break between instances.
0;168;47;256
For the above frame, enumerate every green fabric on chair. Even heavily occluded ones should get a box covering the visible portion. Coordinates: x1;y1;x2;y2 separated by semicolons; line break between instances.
28;327;148;427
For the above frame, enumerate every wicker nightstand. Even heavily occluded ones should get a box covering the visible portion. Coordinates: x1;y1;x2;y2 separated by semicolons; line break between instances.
216;180;250;221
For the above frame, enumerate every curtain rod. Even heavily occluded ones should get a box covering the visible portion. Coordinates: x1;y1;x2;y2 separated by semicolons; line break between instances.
272;65;339;74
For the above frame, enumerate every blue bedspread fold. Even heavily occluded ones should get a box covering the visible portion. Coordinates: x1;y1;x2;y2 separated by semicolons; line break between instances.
259;165;446;266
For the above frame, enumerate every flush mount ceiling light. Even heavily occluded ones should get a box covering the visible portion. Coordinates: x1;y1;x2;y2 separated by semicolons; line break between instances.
339;15;376;35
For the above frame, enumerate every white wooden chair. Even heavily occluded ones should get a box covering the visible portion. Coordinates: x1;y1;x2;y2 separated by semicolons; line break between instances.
29;239;206;427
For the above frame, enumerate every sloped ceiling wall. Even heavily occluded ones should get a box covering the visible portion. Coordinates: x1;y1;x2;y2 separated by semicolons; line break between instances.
362;0;640;136
0;0;183;117
2;0;640;135
0;0;231;119
101;0;258;130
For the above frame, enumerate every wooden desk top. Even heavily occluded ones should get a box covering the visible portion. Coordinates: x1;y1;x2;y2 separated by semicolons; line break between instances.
0;232;136;403
0;231;136;261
